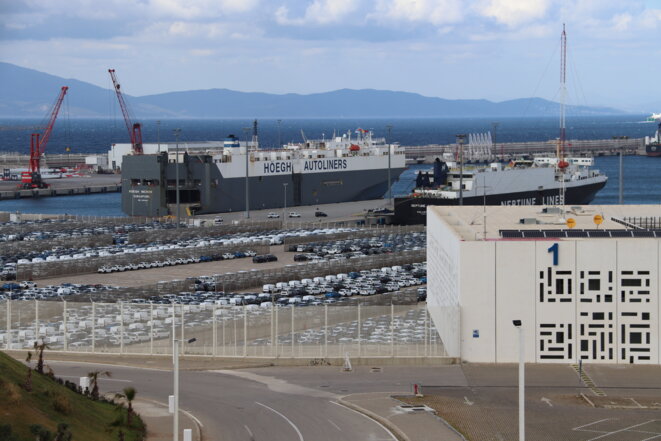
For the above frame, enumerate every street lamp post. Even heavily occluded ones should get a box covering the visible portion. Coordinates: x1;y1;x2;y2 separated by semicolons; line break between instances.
456;134;467;206
283;183;288;225
173;129;181;229
513;320;524;441
173;337;196;441
492;122;499;160
277;119;282;148
243;127;251;219
157;120;161;153
386;124;393;208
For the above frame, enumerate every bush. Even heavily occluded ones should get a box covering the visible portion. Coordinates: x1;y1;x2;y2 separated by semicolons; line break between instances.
0;379;21;404
52;393;72;415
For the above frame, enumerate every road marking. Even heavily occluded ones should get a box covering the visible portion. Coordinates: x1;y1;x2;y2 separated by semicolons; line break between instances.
581;420;658;441
463;396;474;406
330;401;397;441
327;419;342;431
573;419;611;432
256;402;304;441
541;397;553;407
244;425;254;440
57;374;133;383
182;408;204;428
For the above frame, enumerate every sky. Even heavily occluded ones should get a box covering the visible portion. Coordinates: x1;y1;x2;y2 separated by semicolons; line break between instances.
1;0;660;111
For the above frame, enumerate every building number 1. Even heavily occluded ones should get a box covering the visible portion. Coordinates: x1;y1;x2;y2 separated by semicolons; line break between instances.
547;243;558;266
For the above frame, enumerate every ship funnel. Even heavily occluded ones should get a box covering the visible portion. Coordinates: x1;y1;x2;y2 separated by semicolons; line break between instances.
433;158;448;188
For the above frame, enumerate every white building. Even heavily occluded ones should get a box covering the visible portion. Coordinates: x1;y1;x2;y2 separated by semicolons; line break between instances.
427;205;661;364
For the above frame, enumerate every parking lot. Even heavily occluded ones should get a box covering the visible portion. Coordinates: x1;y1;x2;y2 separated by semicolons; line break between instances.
398;363;661;441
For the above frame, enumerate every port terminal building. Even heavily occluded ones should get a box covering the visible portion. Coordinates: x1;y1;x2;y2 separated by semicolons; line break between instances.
427;205;661;365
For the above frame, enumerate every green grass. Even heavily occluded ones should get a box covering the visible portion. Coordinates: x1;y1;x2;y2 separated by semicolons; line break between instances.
0;350;145;441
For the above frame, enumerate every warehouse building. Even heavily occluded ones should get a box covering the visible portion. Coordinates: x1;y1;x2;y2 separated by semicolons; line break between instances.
427;205;661;364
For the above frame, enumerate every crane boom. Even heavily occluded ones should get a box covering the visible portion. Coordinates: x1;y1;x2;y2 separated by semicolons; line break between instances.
25;86;68;189
108;69;143;154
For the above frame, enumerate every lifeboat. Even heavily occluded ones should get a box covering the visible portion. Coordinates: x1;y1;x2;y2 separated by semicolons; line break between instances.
349;144;360;152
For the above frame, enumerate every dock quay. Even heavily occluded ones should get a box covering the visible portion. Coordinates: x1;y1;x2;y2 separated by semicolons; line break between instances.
0;152;89;169
0;174;121;200
403;137;645;163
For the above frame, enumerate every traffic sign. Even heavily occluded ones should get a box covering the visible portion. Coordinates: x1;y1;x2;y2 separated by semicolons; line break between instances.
566;218;576;229
593;214;603;225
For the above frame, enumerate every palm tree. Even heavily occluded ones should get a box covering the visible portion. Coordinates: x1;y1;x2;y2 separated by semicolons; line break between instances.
88;370;112;400
33;339;49;374
114;387;137;426
24;352;33;392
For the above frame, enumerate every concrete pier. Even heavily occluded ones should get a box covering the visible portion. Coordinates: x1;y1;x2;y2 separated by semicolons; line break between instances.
0;174;121;200
403;137;645;163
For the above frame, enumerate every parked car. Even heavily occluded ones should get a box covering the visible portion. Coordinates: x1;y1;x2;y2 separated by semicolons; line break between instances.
267;212;280;218
315;211;328;217
288;212;301;218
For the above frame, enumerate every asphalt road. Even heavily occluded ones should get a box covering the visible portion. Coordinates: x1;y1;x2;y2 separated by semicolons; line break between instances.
48;361;406;441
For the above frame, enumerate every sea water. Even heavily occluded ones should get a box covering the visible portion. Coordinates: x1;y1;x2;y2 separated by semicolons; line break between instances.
0;116;658;216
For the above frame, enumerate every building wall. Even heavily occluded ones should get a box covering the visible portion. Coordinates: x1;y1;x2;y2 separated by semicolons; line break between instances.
427;209;461;358
427;210;661;364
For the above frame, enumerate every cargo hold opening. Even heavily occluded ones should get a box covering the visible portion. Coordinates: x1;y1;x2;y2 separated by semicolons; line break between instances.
166;189;200;204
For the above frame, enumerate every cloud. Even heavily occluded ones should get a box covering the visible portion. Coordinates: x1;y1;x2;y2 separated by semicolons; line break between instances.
476;0;551;27
373;0;463;25
275;0;359;25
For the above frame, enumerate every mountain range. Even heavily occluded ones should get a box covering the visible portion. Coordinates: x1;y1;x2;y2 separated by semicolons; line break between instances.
0;62;626;118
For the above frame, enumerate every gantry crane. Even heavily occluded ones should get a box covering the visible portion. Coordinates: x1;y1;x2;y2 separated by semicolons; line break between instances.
22;86;69;189
108;69;143;155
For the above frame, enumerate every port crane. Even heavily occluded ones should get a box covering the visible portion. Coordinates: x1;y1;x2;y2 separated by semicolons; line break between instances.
22;86;69;189
108;69;143;155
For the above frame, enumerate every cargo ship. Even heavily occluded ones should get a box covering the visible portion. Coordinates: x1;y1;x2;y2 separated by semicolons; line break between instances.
118;128;406;217
393;157;607;224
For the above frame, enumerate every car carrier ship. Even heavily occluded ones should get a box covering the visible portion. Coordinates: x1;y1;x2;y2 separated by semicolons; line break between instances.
393;157;608;225
119;128;406;217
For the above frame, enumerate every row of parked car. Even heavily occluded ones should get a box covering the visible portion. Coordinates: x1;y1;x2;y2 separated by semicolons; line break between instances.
0;220;181;243
134;263;427;307
6;227;358;268
0;283;119;301
97;250;259;273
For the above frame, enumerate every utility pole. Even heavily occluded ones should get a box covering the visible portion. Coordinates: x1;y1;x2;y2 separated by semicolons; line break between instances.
492;122;500;160
157;120;161;153
277;119;282;148
173;129;181;229
386;124;393;208
619;151;624;204
456;134;467;206
243;126;251;219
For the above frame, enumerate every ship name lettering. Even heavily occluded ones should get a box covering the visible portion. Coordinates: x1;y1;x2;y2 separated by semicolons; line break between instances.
304;159;348;171
264;161;292;174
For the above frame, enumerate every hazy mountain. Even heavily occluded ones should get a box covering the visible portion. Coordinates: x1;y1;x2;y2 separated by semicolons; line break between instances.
0;62;626;118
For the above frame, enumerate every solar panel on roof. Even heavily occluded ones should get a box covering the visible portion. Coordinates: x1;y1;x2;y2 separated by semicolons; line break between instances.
544;231;566;238
500;230;523;238
587;231;610;238
610;230;633;237
632;230;655;238
567;230;587;237
523;230;545;238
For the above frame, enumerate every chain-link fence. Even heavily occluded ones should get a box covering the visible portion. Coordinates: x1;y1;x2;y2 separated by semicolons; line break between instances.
0;297;445;359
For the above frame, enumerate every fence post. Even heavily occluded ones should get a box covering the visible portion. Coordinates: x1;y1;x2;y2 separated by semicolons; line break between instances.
63;300;68;352
6;299;11;350
212;304;217;357
180;305;185;354
150;303;154;355
270;304;274;357
243;305;247;357
291;304;295;357
357;303;361;358
324;304;328;358
171;304;176;356
119;301;124;354
34;299;39;344
91;302;96;354
275;306;279;358
391;303;394;357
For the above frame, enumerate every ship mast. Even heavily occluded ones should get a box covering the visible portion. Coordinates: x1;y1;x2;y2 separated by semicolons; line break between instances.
558;24;568;210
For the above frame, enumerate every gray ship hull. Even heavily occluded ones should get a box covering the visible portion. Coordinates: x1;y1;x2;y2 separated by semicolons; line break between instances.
121;153;405;216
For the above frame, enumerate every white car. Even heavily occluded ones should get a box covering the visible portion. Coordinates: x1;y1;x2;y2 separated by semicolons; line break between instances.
288;212;301;218
267;212;280;218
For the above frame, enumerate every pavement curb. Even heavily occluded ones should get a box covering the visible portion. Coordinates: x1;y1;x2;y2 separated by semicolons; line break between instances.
136;397;204;441
337;395;411;441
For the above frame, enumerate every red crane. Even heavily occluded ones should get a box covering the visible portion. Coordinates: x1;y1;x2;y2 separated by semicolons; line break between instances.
22;86;69;189
108;69;143;155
